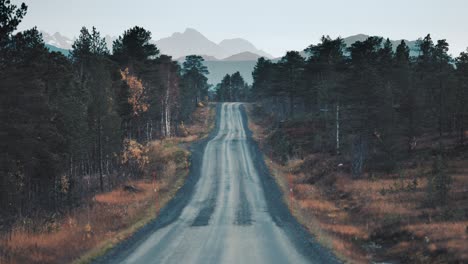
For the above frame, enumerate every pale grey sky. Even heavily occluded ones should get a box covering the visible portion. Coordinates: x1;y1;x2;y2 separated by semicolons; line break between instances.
13;0;468;57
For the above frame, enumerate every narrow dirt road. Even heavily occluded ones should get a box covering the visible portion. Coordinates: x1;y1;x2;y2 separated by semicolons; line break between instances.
97;103;340;264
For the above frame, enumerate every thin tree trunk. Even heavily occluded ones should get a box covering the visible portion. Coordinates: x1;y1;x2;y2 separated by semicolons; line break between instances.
289;94;294;118
161;102;165;137
460;113;465;146
106;157;111;190
98;115;103;192
150;119;153;141
165;71;171;137
87;155;91;176
146;121;150;142
336;103;340;155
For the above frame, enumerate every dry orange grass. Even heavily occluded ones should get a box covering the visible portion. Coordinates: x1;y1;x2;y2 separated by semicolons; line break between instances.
276;157;466;263
297;199;338;213
319;223;368;238
0;180;157;264
259;153;372;263
182;103;216;141
330;238;370;264
406;221;468;260
95;182;154;205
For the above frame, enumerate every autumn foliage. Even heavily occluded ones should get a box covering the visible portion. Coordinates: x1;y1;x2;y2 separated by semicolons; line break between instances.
121;138;149;177
120;68;149;117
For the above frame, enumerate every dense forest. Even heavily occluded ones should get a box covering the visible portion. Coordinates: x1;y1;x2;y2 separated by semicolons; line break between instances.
214;71;250;102
251;35;468;205
0;1;210;224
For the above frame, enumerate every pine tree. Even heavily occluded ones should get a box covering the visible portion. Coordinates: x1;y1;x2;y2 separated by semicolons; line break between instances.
71;26;120;192
276;51;305;118
394;41;421;153
304;36;346;112
0;0;28;60
112;26;159;69
304;36;346;152
455;50;468;145
230;72;246;101
345;37;384;177
217;74;232;101
252;57;274;98
181;55;209;118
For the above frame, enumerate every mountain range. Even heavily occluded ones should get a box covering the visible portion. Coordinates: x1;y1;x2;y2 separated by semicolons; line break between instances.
42;29;422;84
41;29;272;84
41;31;117;53
176;51;262;62
41;28;272;61
154;28;273;60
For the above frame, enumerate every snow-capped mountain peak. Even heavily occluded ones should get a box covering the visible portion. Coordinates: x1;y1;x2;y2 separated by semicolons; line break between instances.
41;31;74;50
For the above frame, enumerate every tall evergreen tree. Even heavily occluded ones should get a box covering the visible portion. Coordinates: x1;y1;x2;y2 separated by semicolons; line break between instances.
345;37;385;176
455;50;468;145
112;26;159;69
394;40;421;153
181;55;209;120
276;51;305;118
305;36;346;112
230;71;247;101
71;26;120;192
0;0;27;56
217;74;232;102
252;57;274;98
432;39;453;141
304;36;347;152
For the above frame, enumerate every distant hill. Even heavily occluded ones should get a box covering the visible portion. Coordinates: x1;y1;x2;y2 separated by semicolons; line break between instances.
219;38;272;59
45;44;70;56
154;28;273;60
342;34;370;47
178;52;263;63
176;55;256;84
156;28;226;60
175;51;259;84
222;51;262;61
176;54;219;62
203;60;256;85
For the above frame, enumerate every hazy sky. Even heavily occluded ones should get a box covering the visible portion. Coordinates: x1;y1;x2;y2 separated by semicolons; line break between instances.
13;0;468;57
